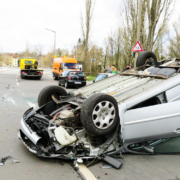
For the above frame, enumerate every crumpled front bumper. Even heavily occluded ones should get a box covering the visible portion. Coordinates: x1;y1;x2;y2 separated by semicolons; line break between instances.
20;117;41;145
18;130;37;155
18;116;41;155
18;113;75;159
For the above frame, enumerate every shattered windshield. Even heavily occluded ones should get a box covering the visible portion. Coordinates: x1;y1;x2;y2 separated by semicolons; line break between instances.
63;63;79;69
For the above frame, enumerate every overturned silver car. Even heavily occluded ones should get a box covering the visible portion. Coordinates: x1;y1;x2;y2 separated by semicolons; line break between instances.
19;51;180;169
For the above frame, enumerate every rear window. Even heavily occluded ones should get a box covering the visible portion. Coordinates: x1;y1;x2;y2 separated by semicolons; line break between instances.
25;61;33;64
69;71;85;76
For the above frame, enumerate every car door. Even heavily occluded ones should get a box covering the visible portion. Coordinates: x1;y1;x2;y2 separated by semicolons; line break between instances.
102;74;108;80
123;93;180;150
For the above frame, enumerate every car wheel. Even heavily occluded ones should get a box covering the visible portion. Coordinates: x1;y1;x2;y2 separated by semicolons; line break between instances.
53;74;58;80
58;80;61;86
80;93;119;136
38;85;67;107
136;51;158;67
65;81;69;88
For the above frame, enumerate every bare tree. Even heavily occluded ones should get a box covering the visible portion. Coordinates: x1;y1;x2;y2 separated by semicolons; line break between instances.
146;0;173;51
81;0;95;71
116;0;174;67
24;42;31;57
168;21;180;58
43;52;54;67
34;44;44;67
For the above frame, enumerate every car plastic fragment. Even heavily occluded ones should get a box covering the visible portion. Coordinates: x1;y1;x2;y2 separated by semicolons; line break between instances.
54;126;77;145
102;156;122;169
101;162;112;169
0;156;20;166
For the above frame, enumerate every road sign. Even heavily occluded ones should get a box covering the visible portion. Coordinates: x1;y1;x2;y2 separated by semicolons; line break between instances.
91;58;97;62
132;41;143;52
90;58;97;67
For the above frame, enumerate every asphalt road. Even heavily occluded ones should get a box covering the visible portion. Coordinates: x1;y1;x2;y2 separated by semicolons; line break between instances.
0;67;180;180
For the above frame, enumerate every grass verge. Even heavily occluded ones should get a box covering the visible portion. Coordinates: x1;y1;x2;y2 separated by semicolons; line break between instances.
86;75;96;81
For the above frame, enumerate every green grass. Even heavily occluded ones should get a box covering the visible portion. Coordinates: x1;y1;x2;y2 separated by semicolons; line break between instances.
86;75;96;81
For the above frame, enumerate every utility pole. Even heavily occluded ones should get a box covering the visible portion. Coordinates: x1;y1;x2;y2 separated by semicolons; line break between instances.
45;28;56;56
134;0;142;67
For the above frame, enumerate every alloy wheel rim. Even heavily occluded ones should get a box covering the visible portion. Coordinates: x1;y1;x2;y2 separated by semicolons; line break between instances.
92;101;115;129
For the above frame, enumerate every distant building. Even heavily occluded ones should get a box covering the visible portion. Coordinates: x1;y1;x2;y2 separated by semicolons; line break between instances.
13;58;18;67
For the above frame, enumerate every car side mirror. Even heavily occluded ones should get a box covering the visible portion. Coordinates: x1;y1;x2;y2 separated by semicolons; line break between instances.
34;61;38;66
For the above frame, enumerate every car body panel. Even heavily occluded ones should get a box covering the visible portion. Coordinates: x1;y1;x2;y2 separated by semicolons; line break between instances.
166;84;180;102
123;101;180;147
20;118;41;145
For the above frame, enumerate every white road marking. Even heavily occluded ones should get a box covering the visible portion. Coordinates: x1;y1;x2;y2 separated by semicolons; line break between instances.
6;98;16;105
0;68;8;72
78;164;97;180
16;82;19;86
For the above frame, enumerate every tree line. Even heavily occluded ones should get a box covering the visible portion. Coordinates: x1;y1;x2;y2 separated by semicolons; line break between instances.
1;0;179;73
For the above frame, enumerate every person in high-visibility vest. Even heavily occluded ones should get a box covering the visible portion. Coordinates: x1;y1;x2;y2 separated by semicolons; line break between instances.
111;65;117;74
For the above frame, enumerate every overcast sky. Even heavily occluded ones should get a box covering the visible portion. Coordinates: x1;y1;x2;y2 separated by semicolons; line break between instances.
0;0;179;54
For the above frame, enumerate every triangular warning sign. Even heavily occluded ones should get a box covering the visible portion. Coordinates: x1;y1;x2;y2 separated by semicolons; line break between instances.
132;41;143;52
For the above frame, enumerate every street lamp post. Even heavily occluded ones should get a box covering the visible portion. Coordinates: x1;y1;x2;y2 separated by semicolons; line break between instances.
45;28;56;55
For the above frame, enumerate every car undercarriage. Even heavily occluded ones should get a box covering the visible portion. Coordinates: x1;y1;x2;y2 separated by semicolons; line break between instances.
19;94;123;168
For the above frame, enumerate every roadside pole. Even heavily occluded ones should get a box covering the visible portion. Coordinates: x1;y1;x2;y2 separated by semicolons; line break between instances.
134;0;142;67
41;55;43;68
90;58;97;76
90;62;91;76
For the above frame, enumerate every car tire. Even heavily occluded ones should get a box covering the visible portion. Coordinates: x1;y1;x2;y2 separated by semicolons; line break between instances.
65;81;69;88
136;51;158;67
53;75;58;80
80;93;119;136
38;85;67;107
21;75;24;79
58;80;61;86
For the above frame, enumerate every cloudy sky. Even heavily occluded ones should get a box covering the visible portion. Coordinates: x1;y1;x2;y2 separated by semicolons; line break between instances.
0;0;179;54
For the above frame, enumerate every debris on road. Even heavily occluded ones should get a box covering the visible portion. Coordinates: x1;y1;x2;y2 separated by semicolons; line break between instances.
102;156;122;169
0;156;20;166
101;162;112;169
